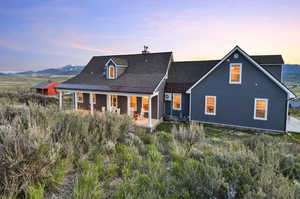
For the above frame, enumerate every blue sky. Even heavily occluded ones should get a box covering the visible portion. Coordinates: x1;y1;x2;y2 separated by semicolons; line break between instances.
0;0;299;71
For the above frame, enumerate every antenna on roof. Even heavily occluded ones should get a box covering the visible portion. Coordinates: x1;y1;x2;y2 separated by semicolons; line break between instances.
142;45;150;54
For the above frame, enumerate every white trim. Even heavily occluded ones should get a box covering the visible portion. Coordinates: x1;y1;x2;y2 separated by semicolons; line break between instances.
254;98;268;120
154;56;172;93
90;93;94;114
285;99;289;132
108;65;116;79
190;120;285;133
157;94;160;119
205;96;216;116
172;93;182;110
74;92;78;110
186;46;296;99
229;63;242;84
56;89;152;98
105;58;127;67
189;93;192;121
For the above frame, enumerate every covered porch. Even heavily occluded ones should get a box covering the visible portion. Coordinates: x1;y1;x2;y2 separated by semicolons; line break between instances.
57;90;162;129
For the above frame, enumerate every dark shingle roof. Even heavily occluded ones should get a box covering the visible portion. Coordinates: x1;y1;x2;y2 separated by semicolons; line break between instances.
57;52;172;94
166;55;284;92
32;81;53;89
111;57;128;66
251;55;284;65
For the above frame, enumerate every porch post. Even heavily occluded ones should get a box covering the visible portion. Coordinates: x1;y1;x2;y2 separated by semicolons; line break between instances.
148;96;152;128
157;94;159;120
74;92;78;110
127;96;131;116
107;94;111;112
59;91;63;110
90;93;94;115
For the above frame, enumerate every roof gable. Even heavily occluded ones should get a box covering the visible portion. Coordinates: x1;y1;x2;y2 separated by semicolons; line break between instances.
186;46;295;98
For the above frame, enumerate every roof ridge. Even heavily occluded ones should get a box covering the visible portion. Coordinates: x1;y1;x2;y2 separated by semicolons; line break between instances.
93;51;172;58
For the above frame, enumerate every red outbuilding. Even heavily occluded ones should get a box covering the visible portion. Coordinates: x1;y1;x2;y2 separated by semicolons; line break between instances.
32;81;60;95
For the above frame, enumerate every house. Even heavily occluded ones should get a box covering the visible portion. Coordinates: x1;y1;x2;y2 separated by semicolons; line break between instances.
32;81;60;96
56;46;296;132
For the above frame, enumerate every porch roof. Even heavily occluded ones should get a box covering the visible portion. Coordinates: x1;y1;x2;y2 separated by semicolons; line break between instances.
56;83;155;94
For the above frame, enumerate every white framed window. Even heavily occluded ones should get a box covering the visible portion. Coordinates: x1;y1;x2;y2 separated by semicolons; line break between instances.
108;65;116;79
111;95;118;108
254;98;268;120
229;63;242;84
77;93;83;103
130;96;137;111
205;96;216;115
172;93;182;110
142;97;149;112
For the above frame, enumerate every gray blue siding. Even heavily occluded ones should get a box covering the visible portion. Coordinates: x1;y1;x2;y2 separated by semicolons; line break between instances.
164;92;190;120
262;65;282;81
190;50;288;132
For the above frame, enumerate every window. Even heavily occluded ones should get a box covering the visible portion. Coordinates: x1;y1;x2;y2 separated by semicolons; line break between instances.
205;96;216;115
77;93;83;103
108;65;116;79
130;96;137;111
172;93;182;110
111;95;118;108
254;98;268;120
229;63;242;84
142;97;149;112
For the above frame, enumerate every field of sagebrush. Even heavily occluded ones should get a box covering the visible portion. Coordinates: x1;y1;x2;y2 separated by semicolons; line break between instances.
0;91;300;199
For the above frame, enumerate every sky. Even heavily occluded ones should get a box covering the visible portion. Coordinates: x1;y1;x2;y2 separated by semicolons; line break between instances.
0;0;299;71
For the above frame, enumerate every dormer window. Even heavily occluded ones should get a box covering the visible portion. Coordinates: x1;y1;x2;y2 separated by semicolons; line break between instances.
108;65;116;79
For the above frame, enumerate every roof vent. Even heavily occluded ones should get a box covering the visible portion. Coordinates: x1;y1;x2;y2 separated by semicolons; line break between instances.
142;45;150;54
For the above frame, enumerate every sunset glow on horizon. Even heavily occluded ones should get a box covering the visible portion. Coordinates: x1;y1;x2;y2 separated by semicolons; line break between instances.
0;0;299;71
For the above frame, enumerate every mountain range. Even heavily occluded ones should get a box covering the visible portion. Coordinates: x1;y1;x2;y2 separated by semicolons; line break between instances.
0;65;84;75
282;64;300;82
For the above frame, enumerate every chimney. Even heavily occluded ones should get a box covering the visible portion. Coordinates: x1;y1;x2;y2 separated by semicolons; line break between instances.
142;45;150;54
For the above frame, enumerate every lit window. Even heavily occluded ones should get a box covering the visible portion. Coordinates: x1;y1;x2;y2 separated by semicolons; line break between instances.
205;96;216;115
142;97;149;112
130;96;137;111
108;65;116;79
111;95;118;108
172;93;182;110
78;93;83;103
230;63;242;84
254;98;268;120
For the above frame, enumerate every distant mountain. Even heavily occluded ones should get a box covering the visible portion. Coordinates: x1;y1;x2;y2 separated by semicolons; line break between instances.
16;65;84;75
282;64;300;83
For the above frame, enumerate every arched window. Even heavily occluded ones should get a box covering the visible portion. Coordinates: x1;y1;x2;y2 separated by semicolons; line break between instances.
108;65;116;79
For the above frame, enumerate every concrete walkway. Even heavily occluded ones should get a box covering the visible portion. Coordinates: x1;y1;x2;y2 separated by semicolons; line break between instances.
287;116;300;133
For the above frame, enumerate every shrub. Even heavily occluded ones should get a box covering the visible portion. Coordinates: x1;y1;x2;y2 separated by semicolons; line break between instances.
27;184;44;199
73;160;102;199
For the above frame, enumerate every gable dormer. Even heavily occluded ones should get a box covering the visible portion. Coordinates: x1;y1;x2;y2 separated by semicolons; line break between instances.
105;57;128;79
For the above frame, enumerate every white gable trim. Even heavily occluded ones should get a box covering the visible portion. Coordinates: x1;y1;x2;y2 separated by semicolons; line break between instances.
105;58;127;67
186;46;296;99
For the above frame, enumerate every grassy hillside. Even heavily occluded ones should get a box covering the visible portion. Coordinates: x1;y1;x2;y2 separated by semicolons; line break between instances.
0;91;300;198
0;75;71;91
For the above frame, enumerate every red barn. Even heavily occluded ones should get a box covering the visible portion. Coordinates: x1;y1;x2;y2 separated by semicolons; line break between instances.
32;81;60;96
